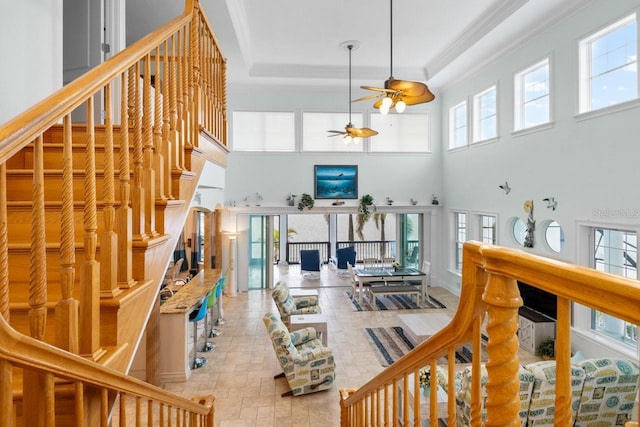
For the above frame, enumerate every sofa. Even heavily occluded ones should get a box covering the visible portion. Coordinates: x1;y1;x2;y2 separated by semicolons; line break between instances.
263;312;335;396
448;357;639;426
272;281;322;326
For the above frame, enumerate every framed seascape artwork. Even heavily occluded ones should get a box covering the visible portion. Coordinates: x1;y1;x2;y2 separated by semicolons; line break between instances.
314;165;358;199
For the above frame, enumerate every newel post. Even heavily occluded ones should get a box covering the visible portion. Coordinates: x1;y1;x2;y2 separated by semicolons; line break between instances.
482;271;523;427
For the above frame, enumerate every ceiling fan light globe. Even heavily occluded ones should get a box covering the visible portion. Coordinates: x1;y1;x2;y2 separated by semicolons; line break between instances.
343;135;353;144
381;96;393;108
353;137;361;144
395;100;406;113
380;105;390;115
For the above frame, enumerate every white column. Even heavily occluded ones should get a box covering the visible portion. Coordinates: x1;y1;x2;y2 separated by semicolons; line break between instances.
225;233;238;297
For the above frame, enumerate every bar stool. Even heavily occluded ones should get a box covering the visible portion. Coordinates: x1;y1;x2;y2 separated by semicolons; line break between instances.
189;290;210;369
205;277;224;340
216;269;229;326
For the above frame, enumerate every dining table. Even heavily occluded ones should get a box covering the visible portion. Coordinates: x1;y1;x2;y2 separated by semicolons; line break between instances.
353;266;427;304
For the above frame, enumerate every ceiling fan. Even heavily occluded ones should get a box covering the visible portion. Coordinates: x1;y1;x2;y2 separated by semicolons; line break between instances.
327;42;378;143
354;0;435;114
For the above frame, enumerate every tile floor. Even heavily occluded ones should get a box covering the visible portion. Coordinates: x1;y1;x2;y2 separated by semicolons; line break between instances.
159;265;525;426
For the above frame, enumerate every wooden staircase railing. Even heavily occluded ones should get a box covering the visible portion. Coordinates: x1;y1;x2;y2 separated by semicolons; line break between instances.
0;0;226;425
339;241;640;426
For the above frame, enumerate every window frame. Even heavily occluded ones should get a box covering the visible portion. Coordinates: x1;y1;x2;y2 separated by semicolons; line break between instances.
513;57;551;132
472;85;498;144
452;211;468;272
578;12;638;114
449;101;468;150
230;109;297;152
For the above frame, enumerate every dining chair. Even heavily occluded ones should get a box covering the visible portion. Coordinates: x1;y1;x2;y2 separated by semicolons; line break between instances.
406;246;419;268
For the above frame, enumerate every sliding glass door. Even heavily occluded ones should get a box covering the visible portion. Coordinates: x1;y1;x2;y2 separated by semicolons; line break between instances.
248;215;271;289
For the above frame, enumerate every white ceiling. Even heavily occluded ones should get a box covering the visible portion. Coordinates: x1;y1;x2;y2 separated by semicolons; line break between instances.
199;0;590;92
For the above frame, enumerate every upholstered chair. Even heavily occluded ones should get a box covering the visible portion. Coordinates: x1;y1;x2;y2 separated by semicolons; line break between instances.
300;249;321;279
263;312;335;396
335;246;356;276
271;281;321;326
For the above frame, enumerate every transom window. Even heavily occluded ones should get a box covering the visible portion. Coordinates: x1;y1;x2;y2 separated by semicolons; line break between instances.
449;102;468;149
473;86;497;143
231;111;295;152
579;13;638;113
592;227;638;346
369;113;429;153
514;58;550;131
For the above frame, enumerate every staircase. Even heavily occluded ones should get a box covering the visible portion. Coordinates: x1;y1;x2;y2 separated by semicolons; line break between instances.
0;1;225;425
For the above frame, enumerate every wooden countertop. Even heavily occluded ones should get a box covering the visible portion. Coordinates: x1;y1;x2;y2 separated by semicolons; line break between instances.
160;269;221;314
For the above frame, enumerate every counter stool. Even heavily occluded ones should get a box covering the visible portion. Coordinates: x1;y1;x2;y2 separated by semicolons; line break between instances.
216;269;229;326
206;277;224;339
189;291;210;369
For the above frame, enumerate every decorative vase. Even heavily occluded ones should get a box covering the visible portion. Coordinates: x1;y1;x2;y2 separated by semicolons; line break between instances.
422;386;430;397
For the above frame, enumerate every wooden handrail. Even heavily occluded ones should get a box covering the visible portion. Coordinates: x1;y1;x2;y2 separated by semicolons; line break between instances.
340;241;640;425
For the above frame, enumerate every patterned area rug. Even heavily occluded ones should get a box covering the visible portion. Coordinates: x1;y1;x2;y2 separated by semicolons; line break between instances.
346;291;446;311
363;326;487;367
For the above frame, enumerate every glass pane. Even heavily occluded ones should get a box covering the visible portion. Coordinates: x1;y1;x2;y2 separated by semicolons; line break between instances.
370;113;429;152
545;221;564;253
232;111;295;151
513;218;527;245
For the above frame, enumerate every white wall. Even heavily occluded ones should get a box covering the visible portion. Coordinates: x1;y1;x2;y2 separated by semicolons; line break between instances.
0;0;63;125
439;0;640;287
225;83;444;206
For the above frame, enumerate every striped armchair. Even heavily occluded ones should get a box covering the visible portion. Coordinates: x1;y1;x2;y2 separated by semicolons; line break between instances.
263;312;335;397
272;281;321;325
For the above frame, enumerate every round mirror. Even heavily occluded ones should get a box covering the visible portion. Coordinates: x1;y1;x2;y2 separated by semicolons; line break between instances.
545;220;565;253
512;218;527;245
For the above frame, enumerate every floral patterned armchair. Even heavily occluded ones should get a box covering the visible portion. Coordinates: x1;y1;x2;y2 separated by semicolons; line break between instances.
272;281;321;325
263;312;335;397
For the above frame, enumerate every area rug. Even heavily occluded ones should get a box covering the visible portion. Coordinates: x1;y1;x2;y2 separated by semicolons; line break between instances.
346;291;446;311
363;326;487;367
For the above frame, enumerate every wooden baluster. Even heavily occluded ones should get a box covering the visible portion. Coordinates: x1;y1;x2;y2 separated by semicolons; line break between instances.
119;392;127;427
0;360;12;427
44;372;55;426
221;58;228;145
176;29;186;171
100;82;122;299
554;296;573;425
482;273;522;427
101;388;109;427
0;163;7;323
170;34;182;174
23;151;48;425
118;69;135;289
135;396;142;427
154;46;166;201
132;61;147;242
147;400;154;426
80;97;103;359
74;382;84;427
162;39;174;200
55;114;79;353
183;25;192;154
142;54;157;237
190;5;201;153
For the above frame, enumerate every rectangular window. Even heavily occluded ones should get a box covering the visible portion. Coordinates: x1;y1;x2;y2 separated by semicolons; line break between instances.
303;112;364;152
454;212;467;271
232;111;295;152
480;215;497;245
514;58;550;131
370;113;429;152
592;227;637;346
579;13;638;113
449;101;468;149
473;86;497;143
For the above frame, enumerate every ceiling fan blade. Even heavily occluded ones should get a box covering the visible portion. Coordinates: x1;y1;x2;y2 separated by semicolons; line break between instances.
327;130;346;135
360;85;395;94
350;127;379;138
352;94;381;102
387;79;435;102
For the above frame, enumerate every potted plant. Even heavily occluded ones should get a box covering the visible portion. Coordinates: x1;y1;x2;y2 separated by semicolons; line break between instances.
419;366;431;396
298;193;314;211
537;336;555;359
356;194;374;240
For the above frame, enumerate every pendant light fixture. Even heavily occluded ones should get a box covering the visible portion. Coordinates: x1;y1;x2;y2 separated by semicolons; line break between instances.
354;0;435;114
327;42;378;143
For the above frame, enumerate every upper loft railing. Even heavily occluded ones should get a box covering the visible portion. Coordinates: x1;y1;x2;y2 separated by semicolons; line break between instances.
339;241;640;426
0;0;224;424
